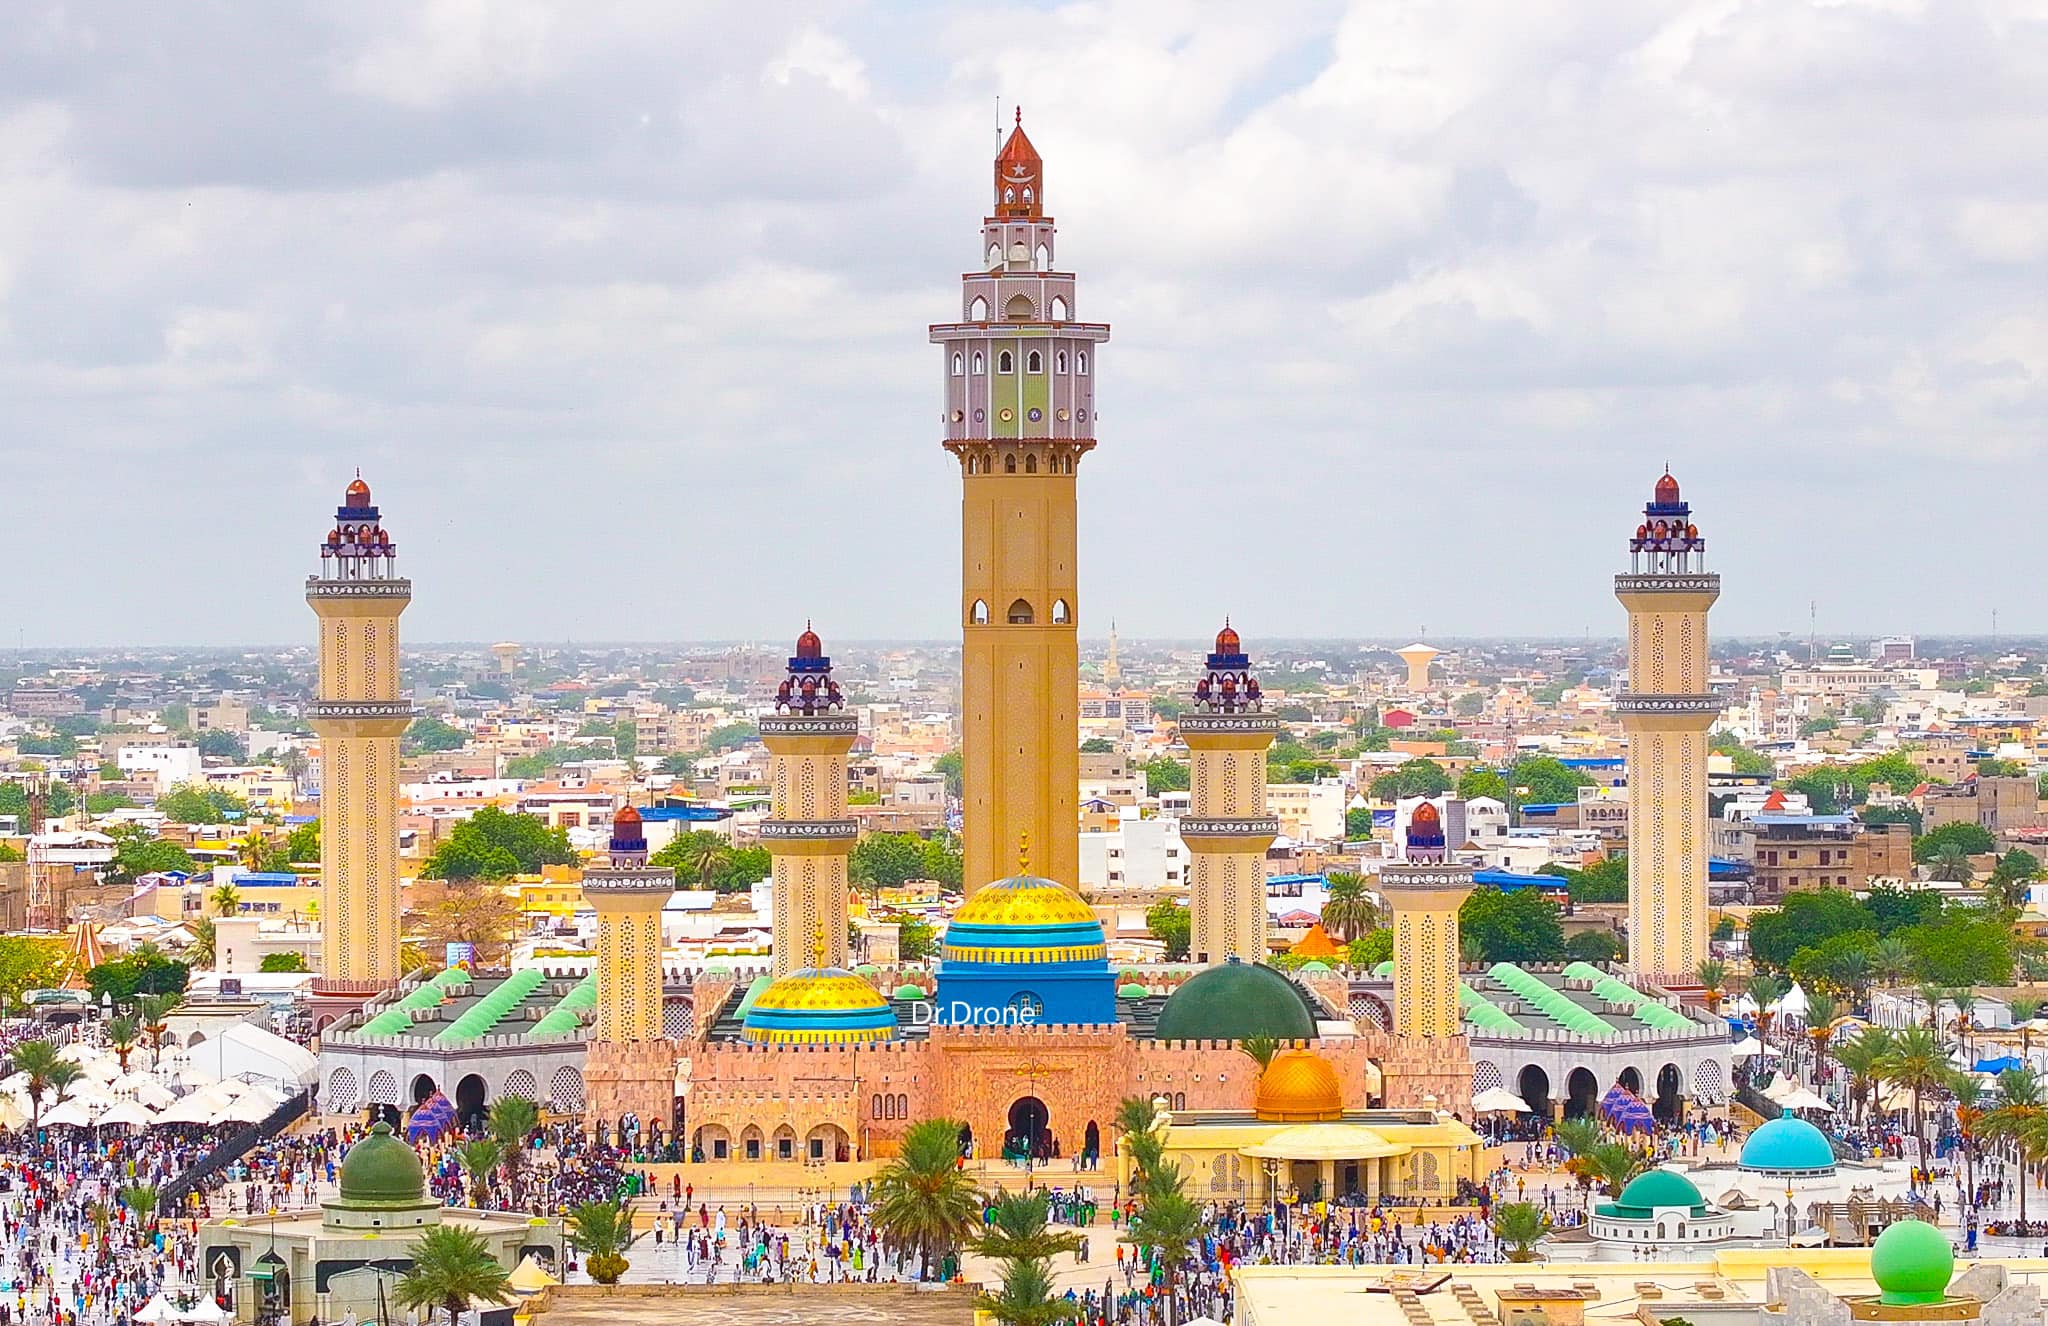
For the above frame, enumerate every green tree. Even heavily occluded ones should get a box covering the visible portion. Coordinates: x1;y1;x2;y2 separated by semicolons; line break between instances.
1898;914;2014;986
975;1257;1081;1326
871;1118;980;1280
933;751;964;798
194;730;247;762
1746;888;1870;971
1980;1066;2046;1222
1080;737;1115;754
1370;759;1452;801
896;916;939;962
1566;857;1628;905
453;1139;503;1207
6;1040;81;1132
1492;1201;1550;1262
1876;1025;1953;1158
973;1190;1084;1262
258;952;308;973
705;722;760;751
1863;885;1943;936
1989;849;2042;907
488;1096;541;1190
567;1198;640;1286
420;807;573;880
1925;844;1975;883
1146;899;1190;961
1565;930;1622;964
87;953;190;1004
1787;931;1878;996
392;1226;512;1326
1344;807;1374;839
1977;758;2028;778
1346;929;1394;968
282;820;321;863
1457;768;1509;802
1913;821;1996;862
1142;757;1190;794
0;937;64;1010
155;783;248;824
137;992;183;1065
1459;887;1566;963
83;792;134;815
1506;756;1596;807
1832;1028;1893;1126
852;833;933;890
1122;1165;1207;1320
1319;872;1380;942
404;717;469;753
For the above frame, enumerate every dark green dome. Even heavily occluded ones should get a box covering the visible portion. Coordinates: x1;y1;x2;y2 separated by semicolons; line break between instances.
1154;960;1316;1042
337;1122;426;1207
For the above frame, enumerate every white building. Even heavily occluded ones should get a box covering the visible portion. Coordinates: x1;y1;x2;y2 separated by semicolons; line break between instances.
1265;780;1345;843
118;744;203;789
1080;806;1187;890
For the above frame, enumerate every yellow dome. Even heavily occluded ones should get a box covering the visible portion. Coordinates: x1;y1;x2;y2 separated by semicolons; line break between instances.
741;967;899;1045
952;874;1098;928
748;968;890;1013
1255;1049;1345;1122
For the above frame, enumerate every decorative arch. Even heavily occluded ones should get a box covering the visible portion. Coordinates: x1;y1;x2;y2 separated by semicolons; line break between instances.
969;297;989;321
503;1068;539;1101
772;1123;798;1160
973;351;985;373
547;1066;585;1114
1471;1060;1506;1096
1035;243;1050;270
998;350;1014;373
1050;295;1067;320
970;599;990;625
1005;294;1033;320
1025;453;1037;474
1051;599;1071;624
951;352;964;376
985;245;1002;270
1056;350;1069;372
367;1070;400;1106
1027;350;1042;373
325;1068;360;1114
1007;598;1035;625
1004;453;1017;473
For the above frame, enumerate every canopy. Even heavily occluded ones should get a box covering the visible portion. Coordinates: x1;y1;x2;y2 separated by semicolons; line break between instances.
57;1043;99;1065
505;1256;559;1295
176;1023;317;1090
80;1057;121;1082
1760;1074;1797;1099
1599;1083;1655;1135
0;1097;27;1131
98;1100;158;1129
209;1095;272;1127
1731;1037;1765;1059
1777;1087;1836;1113
41;1098;101;1128
154;1094;218;1126
1238;1123;1410;1162
407;1091;457;1142
133;1296;180;1325
1471;1087;1533;1114
177;1297;231;1324
1775;984;1809;1019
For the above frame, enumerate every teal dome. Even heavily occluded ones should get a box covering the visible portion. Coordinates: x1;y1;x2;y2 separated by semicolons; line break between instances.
1871;1220;1952;1306
1154;960;1316;1043
1605;1169;1705;1216
1740;1117;1836;1174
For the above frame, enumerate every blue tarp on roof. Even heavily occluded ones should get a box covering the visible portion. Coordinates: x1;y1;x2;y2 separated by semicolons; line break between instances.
1559;758;1625;768
234;872;306;886
640;804;732;823
1474;869;1564;891
1517;803;1567;816
1976;1056;2025;1074
1750;814;1857;827
1265;873;1325;888
1710;859;1749;879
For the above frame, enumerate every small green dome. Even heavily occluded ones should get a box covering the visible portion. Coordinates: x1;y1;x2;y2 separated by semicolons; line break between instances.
1872;1220;1952;1306
1118;982;1149;999
337;1123;426;1208
855;964;880;976
1154;959;1316;1043
892;983;926;1000
1300;961;1332;974
1614;1169;1705;1213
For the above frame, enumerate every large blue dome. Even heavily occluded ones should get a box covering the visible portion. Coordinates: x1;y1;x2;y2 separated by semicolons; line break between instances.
1740;1116;1836;1173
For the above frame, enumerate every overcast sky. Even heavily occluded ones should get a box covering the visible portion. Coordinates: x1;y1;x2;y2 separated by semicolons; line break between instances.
4;1;2044;648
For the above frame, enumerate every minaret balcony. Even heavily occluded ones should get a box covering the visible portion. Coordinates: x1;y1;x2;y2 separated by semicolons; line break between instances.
305;699;418;721
1179;712;1284;736
1612;695;1723;715
760;715;858;738
1613;572;1720;595
760;819;858;842
1179;815;1281;840
582;866;678;894
306;576;413;599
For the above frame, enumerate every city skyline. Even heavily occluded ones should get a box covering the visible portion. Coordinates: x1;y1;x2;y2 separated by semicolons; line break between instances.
4;3;2044;645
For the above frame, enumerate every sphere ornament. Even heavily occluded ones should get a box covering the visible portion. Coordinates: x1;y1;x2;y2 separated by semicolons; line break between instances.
1870;1219;1953;1306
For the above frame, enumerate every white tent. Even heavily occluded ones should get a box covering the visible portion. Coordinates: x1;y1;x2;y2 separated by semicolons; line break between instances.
41;1098;101;1128
80;1057;121;1082
209;1095;272;1127
1777;1088;1836;1113
1775;984;1810;1020
1471;1087;1534;1114
154;1094;217;1126
177;1023;317;1091
1731;1037;1765;1059
176;1298;231;1325
68;1082;118;1108
56;1043;98;1065
134;1296;180;1325
208;1077;248;1098
98;1100;158;1129
0;1097;26;1130
1760;1074;1797;1099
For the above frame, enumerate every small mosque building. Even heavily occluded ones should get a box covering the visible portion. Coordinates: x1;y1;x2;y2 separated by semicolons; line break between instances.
198;1122;562;1325
1588;1169;1738;1246
1130;1047;1486;1206
1660;1115;1918;1241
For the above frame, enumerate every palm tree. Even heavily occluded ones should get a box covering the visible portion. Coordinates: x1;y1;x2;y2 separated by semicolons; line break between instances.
1951;991;1980;1059
106;1015;140;1073
1123;1165;1207;1326
1832;949;1873;1010
1583;1142;1643;1198
236;833;269;871
1115;1094;1160;1142
1951;1071;1987;1207
1552;1118;1602;1160
392;1226;512;1326
1877;1024;1953;1159
973;1191;1083;1262
1492;1201;1550;1262
210;883;242;916
185;916;217;967
1927;844;1974;883
1916;984;1948;1029
976;1256;1082;1326
136;993;181;1067
1869;936;1915;991
567;1199;639;1286
682;836;728;890
1238;1036;1279;1073
1979;1066;2045;1222
1748;973;1789;1049
7;1040;81;1133
452;1139;503;1208
1803;992;1839;1073
487;1096;540;1192
118;1184;158;1245
871;1118;980;1280
1319;872;1379;944
1695;960;1727;1014
1833;1028;1894;1126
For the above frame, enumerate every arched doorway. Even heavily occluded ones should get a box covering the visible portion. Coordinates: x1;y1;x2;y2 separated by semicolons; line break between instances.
1007;1096;1050;1161
410;1074;437;1106
1618;1066;1643;1096
1655;1063;1684;1123
1565;1067;1599;1119
455;1074;487;1128
1084;1120;1101;1165
1517;1065;1551;1118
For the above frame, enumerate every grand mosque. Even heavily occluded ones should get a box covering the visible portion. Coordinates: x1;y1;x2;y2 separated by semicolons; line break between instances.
313;117;1726;1195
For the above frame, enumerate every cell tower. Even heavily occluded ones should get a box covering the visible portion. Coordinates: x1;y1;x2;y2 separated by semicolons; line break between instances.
22;772;54;933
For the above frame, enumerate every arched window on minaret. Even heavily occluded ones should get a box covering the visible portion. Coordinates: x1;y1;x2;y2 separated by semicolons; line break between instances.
1005;294;1033;320
986;244;1001;269
970;297;989;322
1078;352;1088;374
1025;454;1038;474
1050;296;1067;320
1052;599;1071;624
971;600;990;624
1004;453;1017;473
1056;350;1068;372
951;352;964;376
1027;350;1042;373
1023;188;1033;204
1007;598;1035;625
1036;243;1050;270
1004;186;1015;203
998;350;1014;373
973;351;985;373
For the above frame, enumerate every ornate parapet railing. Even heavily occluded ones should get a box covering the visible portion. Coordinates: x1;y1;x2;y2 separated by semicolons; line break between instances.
1612;694;1723;716
305;699;418;721
305;577;413;599
759;715;859;738
1613;573;1721;595
1179;816;1281;840
759;819;859;842
1179;713;1284;735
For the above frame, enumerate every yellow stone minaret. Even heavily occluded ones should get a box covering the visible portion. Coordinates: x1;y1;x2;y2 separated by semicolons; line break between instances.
1616;470;1721;986
307;475;411;992
1380;802;1476;1039
761;625;858;977
1181;623;1280;964
932;112;1109;893
583;804;673;1043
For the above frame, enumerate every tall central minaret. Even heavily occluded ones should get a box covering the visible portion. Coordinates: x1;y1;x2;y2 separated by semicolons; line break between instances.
932;112;1110;892
1616;471;1721;987
307;476;412;991
1182;624;1281;964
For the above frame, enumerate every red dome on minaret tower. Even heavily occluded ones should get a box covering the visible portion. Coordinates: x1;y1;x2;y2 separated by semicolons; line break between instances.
994;108;1044;220
1654;470;1681;504
1214;622;1240;654
795;623;823;659
345;476;371;507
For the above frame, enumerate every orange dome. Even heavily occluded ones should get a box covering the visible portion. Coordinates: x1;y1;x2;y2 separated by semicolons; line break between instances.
1215;622;1240;653
345;476;372;505
1254;1049;1345;1122
613;804;641;829
796;625;823;659
1654;471;1680;503
1412;801;1441;828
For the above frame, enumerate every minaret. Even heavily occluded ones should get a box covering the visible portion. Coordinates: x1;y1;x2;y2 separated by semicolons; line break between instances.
761;626;858;977
1181;623;1281;964
307;476;412;992
1103;620;1121;688
583;805;675;1044
932;111;1109;893
1616;471;1721;986
1380;803;1476;1039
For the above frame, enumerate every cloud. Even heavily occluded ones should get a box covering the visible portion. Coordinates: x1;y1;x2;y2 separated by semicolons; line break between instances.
1;0;2044;646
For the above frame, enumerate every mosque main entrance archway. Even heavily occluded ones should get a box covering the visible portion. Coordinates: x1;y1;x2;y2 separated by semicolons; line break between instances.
1007;1096;1050;1162
1517;1065;1551;1118
1655;1063;1684;1123
1565;1067;1599;1120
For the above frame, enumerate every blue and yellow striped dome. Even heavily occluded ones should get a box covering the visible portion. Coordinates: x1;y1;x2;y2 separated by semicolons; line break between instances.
943;874;1107;967
740;968;899;1045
